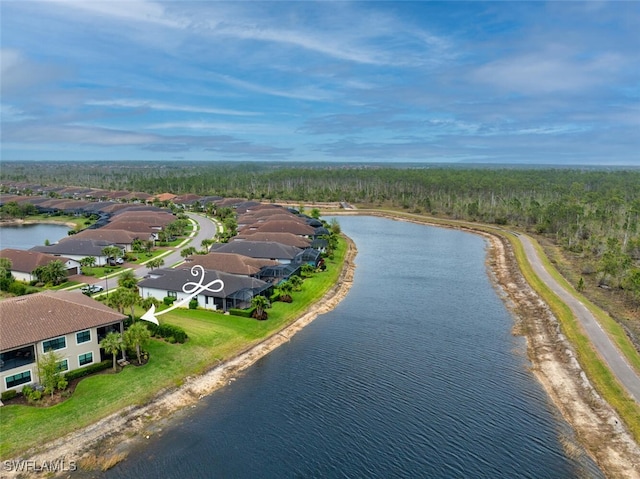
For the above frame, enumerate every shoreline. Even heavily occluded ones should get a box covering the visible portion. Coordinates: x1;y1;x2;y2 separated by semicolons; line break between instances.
336;210;640;478
0;218;77;229
6;214;640;478
3;237;358;477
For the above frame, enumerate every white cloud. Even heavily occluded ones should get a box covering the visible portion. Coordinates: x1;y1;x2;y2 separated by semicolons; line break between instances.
85;99;260;116
473;48;625;95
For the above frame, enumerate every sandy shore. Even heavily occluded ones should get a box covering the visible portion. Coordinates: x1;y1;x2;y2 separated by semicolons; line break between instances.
0;218;77;228
5;216;640;478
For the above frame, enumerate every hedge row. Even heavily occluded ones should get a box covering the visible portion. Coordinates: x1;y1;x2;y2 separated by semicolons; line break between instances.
228;307;255;318
147;323;188;343
64;360;112;381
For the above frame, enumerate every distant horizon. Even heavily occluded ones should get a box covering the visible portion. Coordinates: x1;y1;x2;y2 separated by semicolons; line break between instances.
2;1;638;166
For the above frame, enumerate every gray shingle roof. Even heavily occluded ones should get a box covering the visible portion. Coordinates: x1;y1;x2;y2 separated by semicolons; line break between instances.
138;267;269;298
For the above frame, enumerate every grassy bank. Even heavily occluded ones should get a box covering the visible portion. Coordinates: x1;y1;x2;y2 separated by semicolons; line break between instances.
0;239;347;459
507;233;640;443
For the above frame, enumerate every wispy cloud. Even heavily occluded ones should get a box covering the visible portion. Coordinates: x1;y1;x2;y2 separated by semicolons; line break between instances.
86;99;260;117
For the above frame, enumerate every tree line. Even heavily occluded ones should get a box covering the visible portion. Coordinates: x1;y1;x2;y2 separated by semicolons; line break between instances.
2;161;639;314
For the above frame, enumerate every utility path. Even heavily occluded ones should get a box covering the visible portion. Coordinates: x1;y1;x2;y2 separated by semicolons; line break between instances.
518;233;640;403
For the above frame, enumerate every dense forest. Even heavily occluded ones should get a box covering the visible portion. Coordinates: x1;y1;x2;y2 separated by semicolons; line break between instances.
2;161;639;338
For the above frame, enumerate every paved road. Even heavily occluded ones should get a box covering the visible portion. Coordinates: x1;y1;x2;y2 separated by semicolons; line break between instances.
133;212;220;279
519;233;640;403
86;213;220;290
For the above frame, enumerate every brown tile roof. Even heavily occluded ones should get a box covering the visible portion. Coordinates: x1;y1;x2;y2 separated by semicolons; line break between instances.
233;232;311;248
72;229;143;244
0;291;126;351
240;220;315;236
0;249;73;273
154;193;177;202
188;252;278;275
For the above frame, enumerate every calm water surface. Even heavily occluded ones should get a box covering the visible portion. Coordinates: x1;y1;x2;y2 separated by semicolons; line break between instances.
97;216;602;478
0;223;71;250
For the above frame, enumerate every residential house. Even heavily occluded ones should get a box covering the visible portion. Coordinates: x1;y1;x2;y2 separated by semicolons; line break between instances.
31;238;121;266
71;229;152;252
209;241;303;264
138;267;272;312
0;291;125;394
186;252;279;276
232;232;312;249
0;249;80;282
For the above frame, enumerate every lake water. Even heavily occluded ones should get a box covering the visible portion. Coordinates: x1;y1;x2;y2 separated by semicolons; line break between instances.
0;223;71;250
95;216;602;478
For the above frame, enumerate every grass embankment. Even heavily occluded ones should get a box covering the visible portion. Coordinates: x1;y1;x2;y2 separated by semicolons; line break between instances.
0;239;347;459
507;233;640;443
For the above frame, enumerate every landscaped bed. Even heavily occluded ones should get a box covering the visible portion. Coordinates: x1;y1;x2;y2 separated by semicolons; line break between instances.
0;239;347;460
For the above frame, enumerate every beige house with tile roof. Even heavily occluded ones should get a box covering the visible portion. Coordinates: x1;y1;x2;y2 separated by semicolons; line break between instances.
0;249;80;282
0;291;125;393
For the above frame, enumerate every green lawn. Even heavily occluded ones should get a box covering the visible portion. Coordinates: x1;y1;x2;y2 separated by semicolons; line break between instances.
0;240;346;459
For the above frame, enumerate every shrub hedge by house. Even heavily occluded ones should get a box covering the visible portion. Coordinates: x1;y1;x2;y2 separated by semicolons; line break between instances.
163;296;176;306
146;323;188;343
229;307;255;318
1;389;17;401
64;360;112;381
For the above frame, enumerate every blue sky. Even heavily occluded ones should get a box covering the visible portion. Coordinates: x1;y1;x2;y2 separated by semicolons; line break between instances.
1;1;639;165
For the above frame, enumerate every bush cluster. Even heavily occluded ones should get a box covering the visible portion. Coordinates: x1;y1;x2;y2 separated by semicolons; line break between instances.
229;307;255;318
146;323;188;343
1;389;17;401
64;360;111;381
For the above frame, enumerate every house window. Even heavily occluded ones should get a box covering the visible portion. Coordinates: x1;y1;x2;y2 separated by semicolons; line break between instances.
78;352;93;366
42;336;66;353
167;291;178;298
57;359;69;372
76;330;91;344
0;345;35;372
5;370;32;389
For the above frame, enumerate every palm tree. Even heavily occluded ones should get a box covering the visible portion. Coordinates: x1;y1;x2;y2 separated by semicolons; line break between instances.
147;258;165;270
251;295;269;320
289;275;303;292
100;331;123;372
118;270;138;290
102;245;122;264
277;281;293;303
124;321;151;364
181;246;197;259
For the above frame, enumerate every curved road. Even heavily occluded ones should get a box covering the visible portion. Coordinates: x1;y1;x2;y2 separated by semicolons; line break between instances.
519;233;640;403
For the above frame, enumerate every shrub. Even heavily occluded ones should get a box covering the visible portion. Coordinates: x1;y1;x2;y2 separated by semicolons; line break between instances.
1;390;17;401
8;282;26;296
229;307;255;318
64;360;111;381
146;323;188;343
163;296;176;306
189;299;198;310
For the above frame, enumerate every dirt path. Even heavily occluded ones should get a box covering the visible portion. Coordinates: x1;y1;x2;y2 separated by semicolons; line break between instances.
6;215;640;478
336;211;640;478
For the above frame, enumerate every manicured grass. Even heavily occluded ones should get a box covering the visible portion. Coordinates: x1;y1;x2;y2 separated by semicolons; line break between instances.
0;240;347;459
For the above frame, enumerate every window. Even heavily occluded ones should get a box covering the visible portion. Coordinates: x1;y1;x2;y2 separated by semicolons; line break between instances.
5;370;32;389
57;359;69;372
42;336;66;353
0;346;35;372
167;291;178;298
76;330;91;344
78;352;93;366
